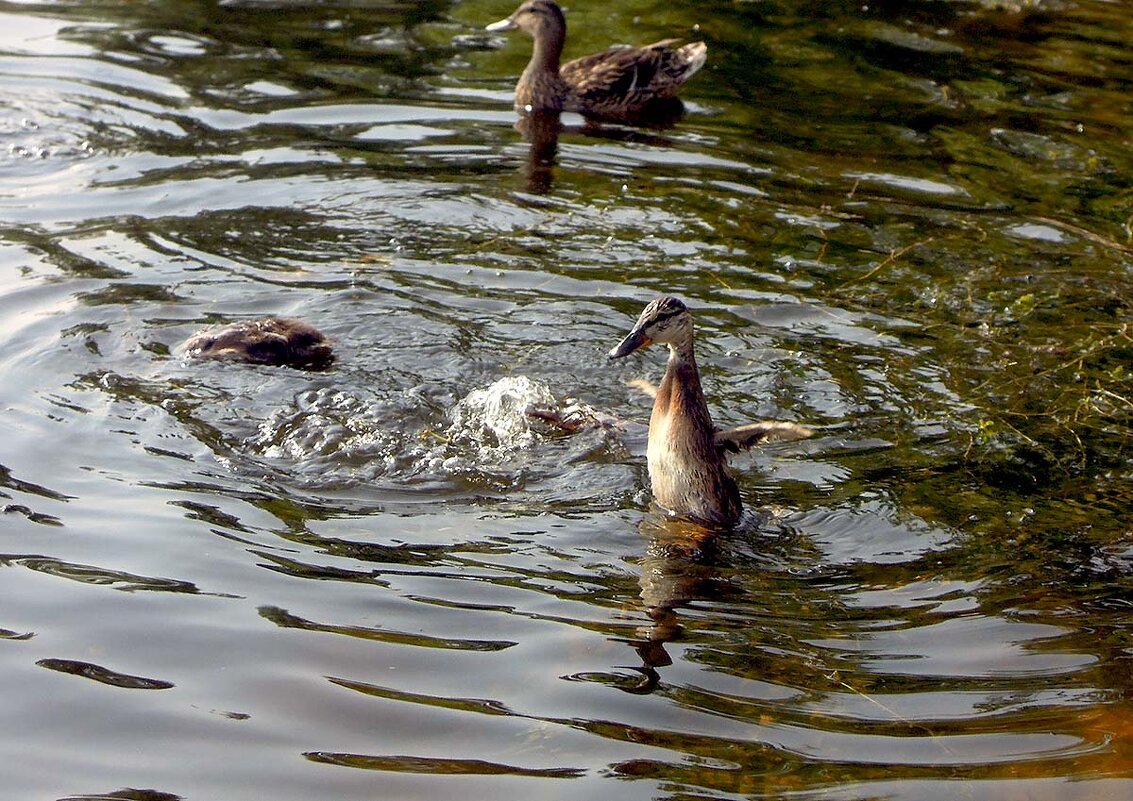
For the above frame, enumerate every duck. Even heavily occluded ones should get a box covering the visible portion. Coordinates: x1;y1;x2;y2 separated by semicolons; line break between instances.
485;0;707;121
181;318;333;369
609;297;811;528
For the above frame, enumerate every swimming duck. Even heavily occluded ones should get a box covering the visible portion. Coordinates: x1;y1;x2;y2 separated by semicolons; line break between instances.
486;0;707;120
182;318;333;369
609;297;810;527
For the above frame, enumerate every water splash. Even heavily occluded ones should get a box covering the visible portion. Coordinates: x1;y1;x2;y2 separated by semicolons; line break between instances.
445;375;557;452
238;377;577;488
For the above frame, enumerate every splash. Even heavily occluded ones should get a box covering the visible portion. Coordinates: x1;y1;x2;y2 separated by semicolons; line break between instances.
446;375;557;451
232;377;605;490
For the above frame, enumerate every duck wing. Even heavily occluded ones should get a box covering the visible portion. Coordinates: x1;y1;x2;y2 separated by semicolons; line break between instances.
625;378;658;399
561;40;706;111
715;421;813;454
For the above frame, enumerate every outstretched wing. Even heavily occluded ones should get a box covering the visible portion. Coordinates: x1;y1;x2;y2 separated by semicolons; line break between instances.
626;378;658;399
715;421;813;454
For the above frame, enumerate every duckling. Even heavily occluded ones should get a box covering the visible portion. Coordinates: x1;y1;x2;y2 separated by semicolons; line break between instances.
609;297;810;527
486;0;707;121
181;318;333;369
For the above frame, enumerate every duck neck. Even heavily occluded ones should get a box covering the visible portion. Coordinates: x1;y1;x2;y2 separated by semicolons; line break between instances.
669;336;697;370
654;337;714;437
527;26;564;75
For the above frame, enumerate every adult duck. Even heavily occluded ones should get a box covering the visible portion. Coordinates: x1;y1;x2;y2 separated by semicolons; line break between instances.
609;297;810;527
486;0;707;120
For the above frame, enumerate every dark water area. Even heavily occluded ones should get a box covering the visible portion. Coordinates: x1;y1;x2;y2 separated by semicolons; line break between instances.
2;0;1132;799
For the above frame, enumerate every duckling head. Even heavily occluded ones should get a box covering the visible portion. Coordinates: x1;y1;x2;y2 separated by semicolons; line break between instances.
486;0;566;38
609;296;693;359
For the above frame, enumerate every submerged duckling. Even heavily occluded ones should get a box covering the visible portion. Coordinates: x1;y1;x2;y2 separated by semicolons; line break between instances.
182;318;333;369
486;0;707;120
609;297;810;527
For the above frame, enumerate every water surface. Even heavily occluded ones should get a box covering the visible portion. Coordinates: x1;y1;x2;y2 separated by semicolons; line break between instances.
2;1;1133;799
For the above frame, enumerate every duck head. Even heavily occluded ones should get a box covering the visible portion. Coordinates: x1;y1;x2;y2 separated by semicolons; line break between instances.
486;0;566;39
609;296;693;359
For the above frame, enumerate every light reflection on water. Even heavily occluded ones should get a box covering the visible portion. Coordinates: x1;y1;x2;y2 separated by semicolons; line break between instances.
2;0;1133;799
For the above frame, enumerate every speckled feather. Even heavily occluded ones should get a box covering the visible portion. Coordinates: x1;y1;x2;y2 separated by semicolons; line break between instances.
561;40;707;116
182;318;333;369
488;0;706;119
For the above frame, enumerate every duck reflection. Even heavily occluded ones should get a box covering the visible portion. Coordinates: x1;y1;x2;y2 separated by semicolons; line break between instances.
617;512;731;694
515;111;562;194
513;109;692;194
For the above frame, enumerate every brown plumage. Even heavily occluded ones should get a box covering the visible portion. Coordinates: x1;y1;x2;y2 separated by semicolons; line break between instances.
486;0;707;120
181;318;333;369
609;297;811;527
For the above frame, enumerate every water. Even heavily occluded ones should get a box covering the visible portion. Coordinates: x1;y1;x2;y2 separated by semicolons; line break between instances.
2;0;1133;799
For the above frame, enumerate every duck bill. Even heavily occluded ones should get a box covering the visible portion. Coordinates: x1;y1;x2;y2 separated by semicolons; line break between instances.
608;327;652;359
485;16;517;32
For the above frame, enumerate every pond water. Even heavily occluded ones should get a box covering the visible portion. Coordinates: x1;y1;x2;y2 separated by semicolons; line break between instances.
2;0;1132;799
